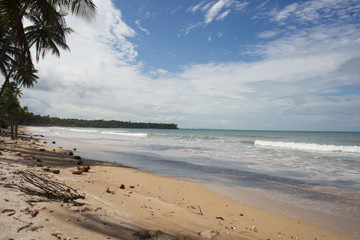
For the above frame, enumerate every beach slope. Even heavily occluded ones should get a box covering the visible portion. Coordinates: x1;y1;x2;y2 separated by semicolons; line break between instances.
0;133;355;240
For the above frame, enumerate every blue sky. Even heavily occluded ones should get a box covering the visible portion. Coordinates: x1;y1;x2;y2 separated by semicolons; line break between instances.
18;0;360;131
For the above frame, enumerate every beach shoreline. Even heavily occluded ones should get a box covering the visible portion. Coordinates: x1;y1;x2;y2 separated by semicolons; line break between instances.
0;128;357;240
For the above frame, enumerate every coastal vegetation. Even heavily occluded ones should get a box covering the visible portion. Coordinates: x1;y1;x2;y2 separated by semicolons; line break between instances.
21;114;179;129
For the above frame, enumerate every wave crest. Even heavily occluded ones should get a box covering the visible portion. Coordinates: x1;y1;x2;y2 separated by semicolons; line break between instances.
100;131;149;137
254;140;360;153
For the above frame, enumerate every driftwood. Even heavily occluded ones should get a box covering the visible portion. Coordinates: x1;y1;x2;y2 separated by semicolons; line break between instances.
12;170;84;202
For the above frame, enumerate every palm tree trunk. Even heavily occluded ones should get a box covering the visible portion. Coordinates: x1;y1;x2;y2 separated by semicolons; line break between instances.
15;123;18;139
10;119;14;140
0;71;11;98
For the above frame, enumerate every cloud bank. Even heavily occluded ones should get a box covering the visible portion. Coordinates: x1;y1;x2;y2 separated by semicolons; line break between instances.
18;0;360;131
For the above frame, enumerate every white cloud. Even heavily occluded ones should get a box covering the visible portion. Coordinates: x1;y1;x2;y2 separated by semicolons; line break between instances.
234;1;249;11
216;9;231;21
17;0;360;131
135;19;150;35
257;30;280;39
183;0;249;35
256;0;271;10
205;0;233;24
180;22;202;36
274;3;298;22
187;1;206;13
272;0;360;25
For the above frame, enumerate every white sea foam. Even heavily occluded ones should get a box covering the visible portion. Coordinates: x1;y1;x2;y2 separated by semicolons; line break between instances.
69;128;98;133
254;140;360;153
100;131;149;137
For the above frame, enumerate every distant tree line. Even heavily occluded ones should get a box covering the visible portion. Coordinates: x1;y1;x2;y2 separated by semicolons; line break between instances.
21;114;178;129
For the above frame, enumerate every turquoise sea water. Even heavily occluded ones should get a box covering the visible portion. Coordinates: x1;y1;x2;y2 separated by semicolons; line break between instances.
27;127;360;237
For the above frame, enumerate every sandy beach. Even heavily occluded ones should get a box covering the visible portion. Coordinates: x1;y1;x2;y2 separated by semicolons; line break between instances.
0;129;356;240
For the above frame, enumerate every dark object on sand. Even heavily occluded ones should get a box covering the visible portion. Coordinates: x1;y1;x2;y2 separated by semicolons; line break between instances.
68;151;74;156
106;187;115;194
120;184;125;189
77;159;84;165
73;155;81;160
72;169;84;175
77;165;90;172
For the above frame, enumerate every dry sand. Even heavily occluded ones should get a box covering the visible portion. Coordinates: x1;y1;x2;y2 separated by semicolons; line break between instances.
0;130;356;240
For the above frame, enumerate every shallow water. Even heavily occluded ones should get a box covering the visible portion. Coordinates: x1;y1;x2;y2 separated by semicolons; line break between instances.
27;126;360;238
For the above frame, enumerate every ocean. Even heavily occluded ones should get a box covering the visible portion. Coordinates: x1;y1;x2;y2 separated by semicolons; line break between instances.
26;126;360;238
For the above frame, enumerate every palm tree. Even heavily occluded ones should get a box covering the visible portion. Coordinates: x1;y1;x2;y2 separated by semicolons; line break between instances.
25;11;75;62
0;16;35;97
0;0;96;96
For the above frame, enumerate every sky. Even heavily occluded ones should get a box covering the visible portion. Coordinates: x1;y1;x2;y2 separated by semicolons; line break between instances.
16;0;360;131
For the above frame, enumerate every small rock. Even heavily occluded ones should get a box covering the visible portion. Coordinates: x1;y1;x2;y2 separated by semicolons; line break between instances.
52;141;56;144
73;156;82;160
39;148;45;152
77;159;84;165
52;169;60;174
16;152;22;156
120;184;125;189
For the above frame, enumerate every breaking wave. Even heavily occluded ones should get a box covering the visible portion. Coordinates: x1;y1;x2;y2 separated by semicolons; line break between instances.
254;140;360;153
100;131;149;137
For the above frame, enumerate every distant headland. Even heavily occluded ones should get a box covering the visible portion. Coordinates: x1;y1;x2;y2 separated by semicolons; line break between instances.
22;115;178;129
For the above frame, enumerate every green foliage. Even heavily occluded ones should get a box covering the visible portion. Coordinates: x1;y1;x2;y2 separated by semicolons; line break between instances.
0;82;21;117
21;114;179;129
0;82;28;131
0;0;96;98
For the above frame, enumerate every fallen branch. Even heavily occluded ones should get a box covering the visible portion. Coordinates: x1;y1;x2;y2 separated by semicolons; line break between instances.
2;209;16;216
198;205;203;215
13;170;84;202
17;222;34;233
